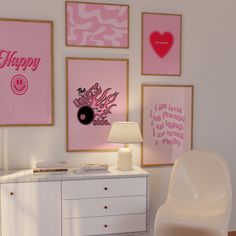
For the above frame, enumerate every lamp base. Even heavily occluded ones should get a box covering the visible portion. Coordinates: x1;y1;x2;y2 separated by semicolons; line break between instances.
117;148;132;171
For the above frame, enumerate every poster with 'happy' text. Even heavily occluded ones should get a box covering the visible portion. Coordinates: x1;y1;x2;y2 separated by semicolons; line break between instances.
0;19;53;126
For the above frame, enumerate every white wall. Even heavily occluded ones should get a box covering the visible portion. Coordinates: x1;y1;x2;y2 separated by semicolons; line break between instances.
0;0;236;232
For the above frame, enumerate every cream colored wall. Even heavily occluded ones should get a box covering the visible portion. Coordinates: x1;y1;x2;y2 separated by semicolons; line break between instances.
0;0;236;232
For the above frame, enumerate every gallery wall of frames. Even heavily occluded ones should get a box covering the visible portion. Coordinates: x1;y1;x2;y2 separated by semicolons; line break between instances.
0;1;193;167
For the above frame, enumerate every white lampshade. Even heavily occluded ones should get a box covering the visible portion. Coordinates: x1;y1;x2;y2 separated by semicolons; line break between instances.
107;122;143;144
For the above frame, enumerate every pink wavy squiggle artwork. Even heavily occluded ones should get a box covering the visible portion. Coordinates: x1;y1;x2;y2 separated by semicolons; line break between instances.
66;2;129;47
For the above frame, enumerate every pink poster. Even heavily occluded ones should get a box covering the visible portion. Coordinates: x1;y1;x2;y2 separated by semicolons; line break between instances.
142;13;182;76
141;85;193;166
66;58;128;152
0;19;53;126
66;1;129;48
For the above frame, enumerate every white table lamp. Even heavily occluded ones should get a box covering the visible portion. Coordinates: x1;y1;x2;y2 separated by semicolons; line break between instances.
107;122;143;171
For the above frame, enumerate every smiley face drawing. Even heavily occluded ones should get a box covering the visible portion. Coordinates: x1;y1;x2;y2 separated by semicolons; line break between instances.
10;74;28;95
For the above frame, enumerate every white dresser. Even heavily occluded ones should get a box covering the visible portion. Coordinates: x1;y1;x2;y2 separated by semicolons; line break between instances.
0;167;149;236
1;181;61;236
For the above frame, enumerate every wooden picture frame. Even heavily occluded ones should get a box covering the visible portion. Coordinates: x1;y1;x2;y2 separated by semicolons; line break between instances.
66;57;129;152
141;84;193;166
142;12;182;76
0;18;54;126
66;1;129;48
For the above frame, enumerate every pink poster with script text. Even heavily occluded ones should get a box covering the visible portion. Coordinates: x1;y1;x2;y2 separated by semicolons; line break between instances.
141;85;193;166
142;13;182;76
0;19;53;126
66;58;128;152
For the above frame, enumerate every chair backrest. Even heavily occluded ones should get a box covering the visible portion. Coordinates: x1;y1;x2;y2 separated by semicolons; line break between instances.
166;150;232;217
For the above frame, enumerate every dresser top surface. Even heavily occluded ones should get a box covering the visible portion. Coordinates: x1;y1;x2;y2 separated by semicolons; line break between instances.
0;166;149;184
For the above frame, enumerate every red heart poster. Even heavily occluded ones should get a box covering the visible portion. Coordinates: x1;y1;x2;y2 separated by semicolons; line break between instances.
142;13;181;76
149;31;174;58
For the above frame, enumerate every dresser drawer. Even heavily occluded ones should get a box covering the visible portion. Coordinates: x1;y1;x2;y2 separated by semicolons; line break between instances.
62;214;146;236
62;177;146;199
62;195;146;218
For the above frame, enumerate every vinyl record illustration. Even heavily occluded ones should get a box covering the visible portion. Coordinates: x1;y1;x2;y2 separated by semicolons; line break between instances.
77;105;94;125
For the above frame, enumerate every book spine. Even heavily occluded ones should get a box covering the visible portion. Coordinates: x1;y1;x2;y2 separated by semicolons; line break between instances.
33;168;68;173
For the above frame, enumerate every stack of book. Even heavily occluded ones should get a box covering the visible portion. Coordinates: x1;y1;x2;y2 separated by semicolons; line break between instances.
74;164;109;174
33;161;68;173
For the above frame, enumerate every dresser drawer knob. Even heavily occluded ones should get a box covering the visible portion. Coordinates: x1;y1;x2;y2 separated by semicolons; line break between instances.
104;224;108;228
10;192;14;196
104;187;108;191
104;205;108;209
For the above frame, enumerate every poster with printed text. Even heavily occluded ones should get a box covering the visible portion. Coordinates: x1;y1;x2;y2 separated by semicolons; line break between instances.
66;58;128;152
0;19;53;126
142;12;182;76
66;1;129;48
141;85;193;166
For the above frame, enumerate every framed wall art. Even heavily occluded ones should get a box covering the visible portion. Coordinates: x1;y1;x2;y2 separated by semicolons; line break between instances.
66;57;128;152
142;12;182;76
66;1;129;48
141;85;193;166
0;18;54;126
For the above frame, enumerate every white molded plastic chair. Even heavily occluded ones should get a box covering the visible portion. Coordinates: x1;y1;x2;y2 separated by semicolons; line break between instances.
154;150;232;236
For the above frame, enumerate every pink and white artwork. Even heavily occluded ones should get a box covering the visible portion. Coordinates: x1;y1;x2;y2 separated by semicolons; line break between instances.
141;85;193;166
142;13;182;76
66;1;129;48
0;19;53;126
66;58;128;152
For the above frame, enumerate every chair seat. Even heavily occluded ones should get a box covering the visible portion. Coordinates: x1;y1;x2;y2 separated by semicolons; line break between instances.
155;223;223;236
155;205;227;236
156;204;227;227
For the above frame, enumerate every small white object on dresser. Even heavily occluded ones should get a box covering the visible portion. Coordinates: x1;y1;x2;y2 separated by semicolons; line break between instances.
0;167;149;236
